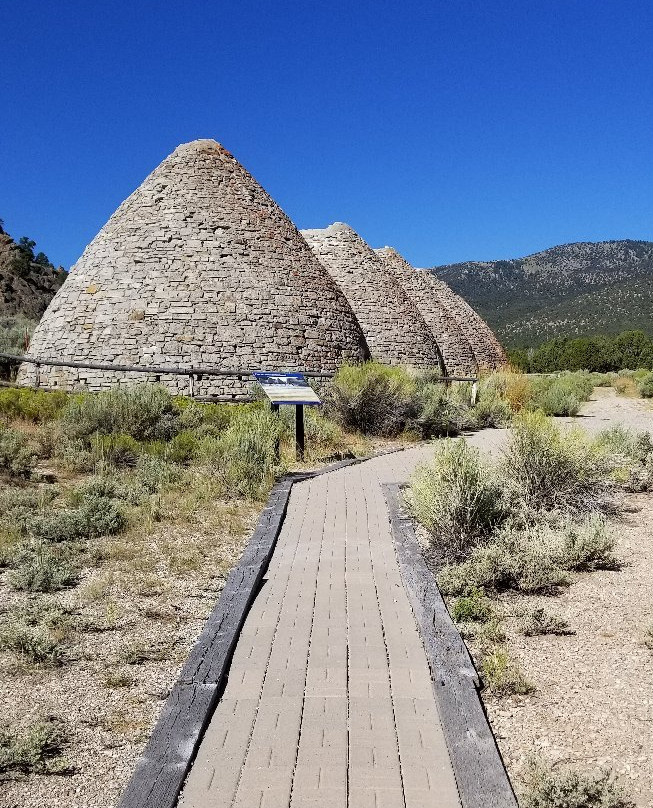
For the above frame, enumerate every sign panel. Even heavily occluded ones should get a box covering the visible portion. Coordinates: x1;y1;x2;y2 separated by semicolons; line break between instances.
253;372;322;405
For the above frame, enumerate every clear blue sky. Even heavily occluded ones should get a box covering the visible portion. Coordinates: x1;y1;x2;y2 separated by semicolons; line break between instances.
2;0;652;269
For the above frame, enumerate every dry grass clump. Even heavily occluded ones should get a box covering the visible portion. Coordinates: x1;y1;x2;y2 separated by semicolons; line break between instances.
612;375;639;397
518;608;573;637
644;625;653;651
0;718;70;779
481;647;535;696
520;759;634;808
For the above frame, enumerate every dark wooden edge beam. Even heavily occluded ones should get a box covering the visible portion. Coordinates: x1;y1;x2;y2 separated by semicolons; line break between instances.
382;483;518;808
117;455;377;808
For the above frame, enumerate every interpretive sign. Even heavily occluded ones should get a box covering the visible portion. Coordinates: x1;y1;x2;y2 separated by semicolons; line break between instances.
253;372;322;406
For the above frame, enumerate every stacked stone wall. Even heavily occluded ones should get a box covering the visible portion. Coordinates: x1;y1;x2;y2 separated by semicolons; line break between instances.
374;247;477;375
18;141;369;395
416;272;507;369
301;224;443;370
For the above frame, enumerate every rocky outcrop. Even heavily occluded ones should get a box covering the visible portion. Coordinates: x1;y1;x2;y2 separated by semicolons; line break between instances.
301;224;444;370
0;230;66;321
19;140;369;394
374;247;477;375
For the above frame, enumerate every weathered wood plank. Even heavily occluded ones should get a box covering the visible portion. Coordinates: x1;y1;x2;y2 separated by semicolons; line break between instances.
383;483;518;808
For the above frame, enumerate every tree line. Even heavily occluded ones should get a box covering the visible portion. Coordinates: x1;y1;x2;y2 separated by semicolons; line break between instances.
507;330;653;373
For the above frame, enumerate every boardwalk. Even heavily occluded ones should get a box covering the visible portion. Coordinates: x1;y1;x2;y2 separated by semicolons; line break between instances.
178;446;461;808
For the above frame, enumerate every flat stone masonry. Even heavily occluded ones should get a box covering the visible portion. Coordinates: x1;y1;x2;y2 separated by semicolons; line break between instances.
375;247;478;376
413;268;507;370
18;141;369;395
301;224;444;370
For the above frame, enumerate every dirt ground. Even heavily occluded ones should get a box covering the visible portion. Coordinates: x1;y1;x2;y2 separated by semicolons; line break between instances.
469;388;653;806
0;507;256;808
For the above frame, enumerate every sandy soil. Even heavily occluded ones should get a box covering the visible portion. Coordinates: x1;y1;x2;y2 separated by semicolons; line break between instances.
466;389;653;806
0;507;255;808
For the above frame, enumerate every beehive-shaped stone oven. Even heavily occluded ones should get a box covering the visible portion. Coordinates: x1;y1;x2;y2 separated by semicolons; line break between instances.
374;247;477;376
18;140;369;396
416;271;507;370
301;223;444;370
375;246;506;371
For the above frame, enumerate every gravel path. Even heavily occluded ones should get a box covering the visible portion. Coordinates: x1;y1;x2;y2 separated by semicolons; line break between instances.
466;389;653;806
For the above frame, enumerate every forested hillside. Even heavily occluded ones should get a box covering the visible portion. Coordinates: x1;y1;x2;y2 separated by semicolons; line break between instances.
0;220;66;320
430;240;653;347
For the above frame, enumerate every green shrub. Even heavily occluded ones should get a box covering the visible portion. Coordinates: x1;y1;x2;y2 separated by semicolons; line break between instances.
596;426;653;491
132;455;181;495
473;394;512;428
410;440;508;561
451;587;494;623
25;495;125;542
409;384;476;438
502;411;614;513
0;426;37;477
481;647;535;696
532;385;581;416
524;372;594;417
302;409;350;460
521;760;634;808
54;437;96;472
91;433;142;466
638;372;653;398
0;388;67;424
199;409;284;499
554;515;618;571
595;425;653;464
0;718;69;777
437;515;616;596
0;314;36;356
437;523;571;596
10;543;78;592
325;362;417;436
0;623;65;666
177;400;261;433
70;477;121;502
165;430;199;464
61;384;180;442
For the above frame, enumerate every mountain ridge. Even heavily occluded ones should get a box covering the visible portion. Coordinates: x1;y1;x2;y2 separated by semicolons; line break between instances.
428;239;653;347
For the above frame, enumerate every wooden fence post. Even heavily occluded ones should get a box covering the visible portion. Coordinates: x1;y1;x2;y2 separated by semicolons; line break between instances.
295;404;305;462
271;403;280;462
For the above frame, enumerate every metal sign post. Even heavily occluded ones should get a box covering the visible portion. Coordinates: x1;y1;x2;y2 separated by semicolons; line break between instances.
253;372;322;462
